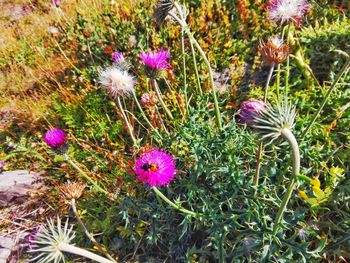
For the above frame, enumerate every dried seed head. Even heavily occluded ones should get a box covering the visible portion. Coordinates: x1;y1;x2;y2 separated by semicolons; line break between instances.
58;182;86;201
258;36;290;65
99;66;135;97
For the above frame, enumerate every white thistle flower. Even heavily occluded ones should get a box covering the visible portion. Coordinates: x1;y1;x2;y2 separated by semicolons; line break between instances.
99;66;135;98
268;0;309;25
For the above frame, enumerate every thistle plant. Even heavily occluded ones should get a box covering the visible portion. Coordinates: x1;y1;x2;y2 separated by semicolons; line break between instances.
250;100;300;235
30;218;114;263
58;182;116;262
98;66;138;145
44;128;109;195
140;49;174;121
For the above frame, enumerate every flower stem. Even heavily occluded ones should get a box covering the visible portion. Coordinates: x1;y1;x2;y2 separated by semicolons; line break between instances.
276;64;281;101
64;154;108;195
151;79;174;120
285;24;291;97
70;199;116;262
254;63;275;186
185;29;222;129
151;186;202;218
58;242;114;263
155;106;170;135
180;26;189;114
170;12;222;129
189;33;202;95
301;55;350;138
272;128;300;236
132;92;162;139
116;96;138;145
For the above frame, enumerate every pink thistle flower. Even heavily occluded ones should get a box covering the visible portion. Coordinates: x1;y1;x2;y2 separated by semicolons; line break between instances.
267;0;309;26
53;0;59;6
44;128;67;148
239;99;268;126
140;92;158;107
140;50;170;78
135;149;176;187
112;51;124;64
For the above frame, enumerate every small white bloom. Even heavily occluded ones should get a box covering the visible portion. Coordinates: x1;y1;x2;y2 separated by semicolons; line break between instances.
48;26;59;34
98;66;135;98
270;35;283;48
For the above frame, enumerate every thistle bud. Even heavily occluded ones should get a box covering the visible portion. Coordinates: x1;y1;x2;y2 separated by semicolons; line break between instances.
44;128;67;149
239;99;268;126
141;92;158;107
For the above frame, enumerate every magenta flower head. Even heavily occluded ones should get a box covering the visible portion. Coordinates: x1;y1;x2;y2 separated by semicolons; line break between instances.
135;148;176;187
140;50;170;79
44;128;67;149
112;51;124;64
53;0;59;6
267;0;309;26
239;99;268;126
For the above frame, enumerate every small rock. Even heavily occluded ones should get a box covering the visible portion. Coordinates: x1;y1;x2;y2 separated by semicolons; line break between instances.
0;170;43;208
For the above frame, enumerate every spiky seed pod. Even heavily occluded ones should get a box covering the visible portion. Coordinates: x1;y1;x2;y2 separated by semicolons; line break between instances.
30;218;75;263
154;0;175;25
58;182;86;201
258;36;290;65
251;100;296;145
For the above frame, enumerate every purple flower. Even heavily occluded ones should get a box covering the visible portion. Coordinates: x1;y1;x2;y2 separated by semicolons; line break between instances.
25;226;42;250
135;149;176;187
267;0;309;26
44;128;67;148
140;50;170;69
0;161;4;169
112;51;125;64
239;99;268;126
53;0;59;6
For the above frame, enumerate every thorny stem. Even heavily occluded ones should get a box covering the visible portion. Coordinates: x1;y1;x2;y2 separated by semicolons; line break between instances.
301;55;350;138
70;199;116;262
64;154;108;195
58;242;114;263
272;128;300;236
131;92;162;139
170;12;222;129
151;79;174;120
254;63;275;186
116;96;138;145
152;186;202;218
